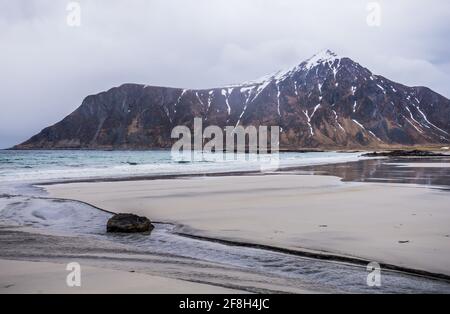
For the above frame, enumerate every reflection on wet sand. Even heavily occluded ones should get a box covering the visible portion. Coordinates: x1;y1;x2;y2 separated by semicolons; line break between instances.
300;157;450;189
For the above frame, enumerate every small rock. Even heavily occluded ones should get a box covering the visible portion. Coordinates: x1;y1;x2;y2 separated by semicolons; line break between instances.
362;150;445;157
107;213;154;233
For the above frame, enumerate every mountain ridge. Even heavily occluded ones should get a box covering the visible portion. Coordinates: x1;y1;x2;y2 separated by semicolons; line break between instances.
14;50;450;150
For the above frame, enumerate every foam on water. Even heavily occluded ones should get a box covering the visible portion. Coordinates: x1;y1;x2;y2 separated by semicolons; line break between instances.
0;196;109;234
0;150;361;183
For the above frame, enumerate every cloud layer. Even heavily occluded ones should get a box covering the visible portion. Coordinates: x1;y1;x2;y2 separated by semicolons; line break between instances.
1;0;449;148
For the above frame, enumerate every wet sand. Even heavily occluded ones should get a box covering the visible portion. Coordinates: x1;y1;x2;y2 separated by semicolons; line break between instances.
45;172;450;278
0;259;243;294
0;228;320;293
300;156;450;189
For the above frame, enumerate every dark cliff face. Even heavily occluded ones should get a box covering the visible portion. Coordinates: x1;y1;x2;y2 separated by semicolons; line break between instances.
15;50;450;149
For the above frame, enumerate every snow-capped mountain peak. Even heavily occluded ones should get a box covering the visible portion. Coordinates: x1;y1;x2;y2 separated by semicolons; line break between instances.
15;50;450;150
236;49;342;87
303;49;340;70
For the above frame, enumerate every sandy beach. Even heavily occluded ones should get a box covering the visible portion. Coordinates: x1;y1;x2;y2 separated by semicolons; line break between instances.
0;259;243;294
44;173;450;278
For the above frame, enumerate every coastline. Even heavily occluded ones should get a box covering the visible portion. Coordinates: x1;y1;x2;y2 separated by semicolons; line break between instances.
2;153;450;293
43;172;450;281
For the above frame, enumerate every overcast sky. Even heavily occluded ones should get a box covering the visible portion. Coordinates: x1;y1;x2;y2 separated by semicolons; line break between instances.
1;0;449;148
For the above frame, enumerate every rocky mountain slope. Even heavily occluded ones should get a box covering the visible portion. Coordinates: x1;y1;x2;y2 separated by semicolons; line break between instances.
14;50;450;149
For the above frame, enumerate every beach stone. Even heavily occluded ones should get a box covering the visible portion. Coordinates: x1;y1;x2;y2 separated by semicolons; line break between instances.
363;150;445;157
106;213;154;233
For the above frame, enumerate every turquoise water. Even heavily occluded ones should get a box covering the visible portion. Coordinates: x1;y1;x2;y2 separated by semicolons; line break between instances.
0;150;361;183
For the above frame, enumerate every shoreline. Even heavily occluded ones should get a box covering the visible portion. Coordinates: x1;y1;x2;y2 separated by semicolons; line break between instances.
0;150;364;187
3;155;450;292
34;156;367;186
5;190;450;284
36;156;450;286
25;191;450;283
43;172;450;283
33;154;450;188
174;229;450;283
0;226;323;293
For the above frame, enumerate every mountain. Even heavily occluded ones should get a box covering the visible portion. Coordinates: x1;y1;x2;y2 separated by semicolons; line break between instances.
14;50;450;150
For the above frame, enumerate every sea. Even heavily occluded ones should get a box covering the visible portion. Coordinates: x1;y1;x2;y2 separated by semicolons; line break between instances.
0;150;362;185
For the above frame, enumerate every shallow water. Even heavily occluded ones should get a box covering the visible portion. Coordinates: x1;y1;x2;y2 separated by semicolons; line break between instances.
300;156;450;189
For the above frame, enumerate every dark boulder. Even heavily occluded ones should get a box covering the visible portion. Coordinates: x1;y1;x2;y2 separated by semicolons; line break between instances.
106;213;154;233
